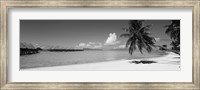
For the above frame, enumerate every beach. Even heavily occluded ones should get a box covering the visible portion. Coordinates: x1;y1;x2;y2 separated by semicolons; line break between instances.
22;52;180;71
20;50;165;69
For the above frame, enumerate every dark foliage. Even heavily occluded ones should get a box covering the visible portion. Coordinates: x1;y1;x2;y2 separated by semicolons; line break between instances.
120;20;156;55
165;20;180;52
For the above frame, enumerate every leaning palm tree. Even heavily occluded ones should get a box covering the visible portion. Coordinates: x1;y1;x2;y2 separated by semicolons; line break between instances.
120;20;156;55
165;20;180;40
165;20;180;51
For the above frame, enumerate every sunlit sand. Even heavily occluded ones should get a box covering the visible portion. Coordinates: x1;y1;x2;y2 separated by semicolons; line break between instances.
22;52;180;71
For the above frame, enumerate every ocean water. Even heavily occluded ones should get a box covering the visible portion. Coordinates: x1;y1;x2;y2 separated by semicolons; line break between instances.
20;50;166;69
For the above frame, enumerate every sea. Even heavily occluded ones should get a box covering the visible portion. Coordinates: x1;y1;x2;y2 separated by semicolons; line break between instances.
20;50;166;69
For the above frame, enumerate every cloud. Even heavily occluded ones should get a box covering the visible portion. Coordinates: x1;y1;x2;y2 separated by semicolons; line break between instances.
118;45;126;48
92;42;102;49
77;42;103;49
112;44;126;49
93;45;102;49
104;33;120;45
88;42;96;45
78;43;86;47
86;44;91;47
155;38;160;42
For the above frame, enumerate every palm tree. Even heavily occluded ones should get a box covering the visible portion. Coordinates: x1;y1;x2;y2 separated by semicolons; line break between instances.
165;20;180;51
170;41;180;51
120;20;156;55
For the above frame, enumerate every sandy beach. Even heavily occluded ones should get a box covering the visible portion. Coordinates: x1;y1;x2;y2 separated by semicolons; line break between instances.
22;52;180;71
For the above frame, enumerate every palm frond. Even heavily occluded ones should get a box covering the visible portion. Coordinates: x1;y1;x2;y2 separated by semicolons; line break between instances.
143;35;156;43
137;40;144;54
137;33;147;48
121;20;155;56
139;24;153;33
165;26;173;35
125;36;134;48
129;20;144;31
129;39;137;55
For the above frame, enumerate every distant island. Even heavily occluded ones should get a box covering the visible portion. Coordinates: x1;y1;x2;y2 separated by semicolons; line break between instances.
48;49;84;52
20;42;85;56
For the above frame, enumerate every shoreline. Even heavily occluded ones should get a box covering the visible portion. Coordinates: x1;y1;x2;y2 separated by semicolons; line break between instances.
20;50;167;69
22;52;180;71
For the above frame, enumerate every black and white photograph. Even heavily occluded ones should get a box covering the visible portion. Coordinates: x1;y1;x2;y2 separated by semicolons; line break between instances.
20;20;180;71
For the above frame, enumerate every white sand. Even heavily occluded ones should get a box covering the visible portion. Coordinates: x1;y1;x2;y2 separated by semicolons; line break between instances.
22;52;180;71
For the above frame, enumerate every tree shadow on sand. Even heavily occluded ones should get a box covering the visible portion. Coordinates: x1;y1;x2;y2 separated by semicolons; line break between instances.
130;60;157;64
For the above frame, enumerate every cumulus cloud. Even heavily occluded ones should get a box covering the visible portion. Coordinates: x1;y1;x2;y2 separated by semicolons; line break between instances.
78;43;86;47
77;42;103;49
104;33;120;45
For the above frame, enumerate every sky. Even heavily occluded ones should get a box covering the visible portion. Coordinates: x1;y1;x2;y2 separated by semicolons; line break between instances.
20;20;173;49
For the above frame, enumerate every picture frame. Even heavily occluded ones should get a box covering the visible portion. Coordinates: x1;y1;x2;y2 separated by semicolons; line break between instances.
0;0;199;90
